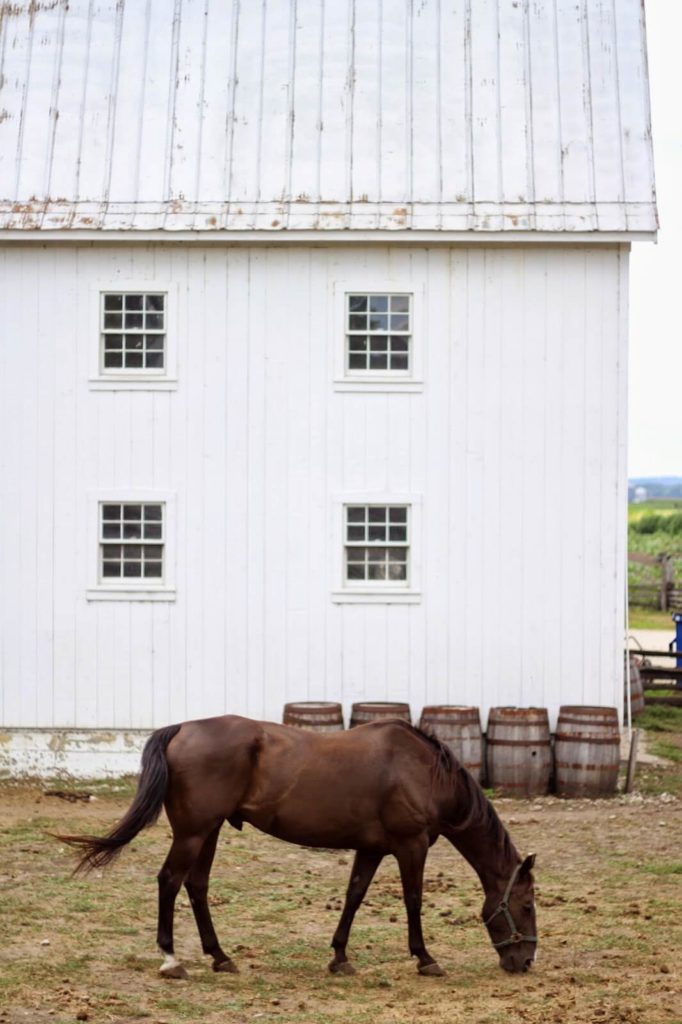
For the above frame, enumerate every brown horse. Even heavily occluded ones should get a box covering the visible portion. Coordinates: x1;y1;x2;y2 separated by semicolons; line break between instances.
59;715;537;978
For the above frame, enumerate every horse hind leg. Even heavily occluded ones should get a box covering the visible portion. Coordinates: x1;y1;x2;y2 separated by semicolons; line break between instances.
329;850;383;975
184;824;238;974
157;834;207;979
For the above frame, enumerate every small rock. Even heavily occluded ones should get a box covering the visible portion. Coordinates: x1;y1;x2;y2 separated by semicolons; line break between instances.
41;939;50;946
270;998;280;1006
660;965;670;974
76;1012;89;1022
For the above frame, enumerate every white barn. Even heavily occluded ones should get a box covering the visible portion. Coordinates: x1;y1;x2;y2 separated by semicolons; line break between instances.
0;0;657;776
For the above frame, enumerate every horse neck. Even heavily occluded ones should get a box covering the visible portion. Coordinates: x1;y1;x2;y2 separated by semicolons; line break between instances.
443;773;520;895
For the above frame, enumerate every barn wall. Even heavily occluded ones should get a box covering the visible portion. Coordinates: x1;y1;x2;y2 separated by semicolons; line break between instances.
0;244;628;762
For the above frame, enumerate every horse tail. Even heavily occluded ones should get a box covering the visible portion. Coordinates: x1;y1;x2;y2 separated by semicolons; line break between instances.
56;723;182;874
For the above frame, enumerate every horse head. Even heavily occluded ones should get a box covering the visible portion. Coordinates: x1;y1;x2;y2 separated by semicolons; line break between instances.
482;853;537;973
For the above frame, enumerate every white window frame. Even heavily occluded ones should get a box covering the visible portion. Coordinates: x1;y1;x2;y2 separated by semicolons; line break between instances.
331;495;422;604
333;281;425;392
89;282;178;390
86;491;176;601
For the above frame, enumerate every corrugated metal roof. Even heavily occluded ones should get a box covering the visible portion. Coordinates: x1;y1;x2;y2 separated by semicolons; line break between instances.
0;0;657;234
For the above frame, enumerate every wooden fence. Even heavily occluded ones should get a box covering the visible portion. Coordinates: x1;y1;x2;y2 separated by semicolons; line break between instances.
628;552;682;610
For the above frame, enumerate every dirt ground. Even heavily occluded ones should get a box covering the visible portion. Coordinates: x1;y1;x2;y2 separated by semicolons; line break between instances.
0;782;681;1024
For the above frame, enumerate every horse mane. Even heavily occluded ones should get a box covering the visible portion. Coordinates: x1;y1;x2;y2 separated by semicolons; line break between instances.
408;722;516;861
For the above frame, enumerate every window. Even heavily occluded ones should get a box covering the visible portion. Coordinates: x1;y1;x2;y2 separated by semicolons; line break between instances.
87;494;175;601
346;294;411;374
101;292;166;373
344;505;409;584
333;282;423;391
100;503;164;581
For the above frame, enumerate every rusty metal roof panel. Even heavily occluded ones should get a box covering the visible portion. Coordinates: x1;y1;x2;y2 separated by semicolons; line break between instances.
0;0;657;234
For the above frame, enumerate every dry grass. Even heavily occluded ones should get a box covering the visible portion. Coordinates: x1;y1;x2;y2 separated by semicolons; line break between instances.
0;780;681;1024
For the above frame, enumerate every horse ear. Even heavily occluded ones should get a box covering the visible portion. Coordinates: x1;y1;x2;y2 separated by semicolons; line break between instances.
520;853;536;877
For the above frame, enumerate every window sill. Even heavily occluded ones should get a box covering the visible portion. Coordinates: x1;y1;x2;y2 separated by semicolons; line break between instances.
331;589;422;605
89;377;178;391
87;587;176;602
334;377;423;393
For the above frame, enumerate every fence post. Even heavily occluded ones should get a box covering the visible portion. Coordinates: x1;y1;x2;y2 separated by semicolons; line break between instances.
660;555;673;612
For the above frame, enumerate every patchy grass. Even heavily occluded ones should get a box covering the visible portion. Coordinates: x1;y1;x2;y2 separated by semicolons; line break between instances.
628;607;676;630
0;781;681;1024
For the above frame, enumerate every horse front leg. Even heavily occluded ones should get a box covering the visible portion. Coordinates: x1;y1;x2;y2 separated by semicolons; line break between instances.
395;836;445;976
184;825;238;974
329;849;383;975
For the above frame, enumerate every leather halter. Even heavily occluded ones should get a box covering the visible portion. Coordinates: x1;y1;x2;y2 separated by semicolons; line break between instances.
484;862;538;950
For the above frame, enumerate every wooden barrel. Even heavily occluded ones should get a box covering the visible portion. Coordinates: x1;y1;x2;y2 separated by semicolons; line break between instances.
486;707;552;797
350;701;411;728
554;706;621;797
419;705;484;781
282;701;344;732
625;654;645;719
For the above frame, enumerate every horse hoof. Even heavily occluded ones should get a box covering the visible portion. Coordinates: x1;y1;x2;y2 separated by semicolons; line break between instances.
418;962;445;977
159;963;188;980
329;960;356;976
213;959;239;974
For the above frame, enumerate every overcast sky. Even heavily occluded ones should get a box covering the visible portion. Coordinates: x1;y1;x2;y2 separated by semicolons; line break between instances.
628;1;682;478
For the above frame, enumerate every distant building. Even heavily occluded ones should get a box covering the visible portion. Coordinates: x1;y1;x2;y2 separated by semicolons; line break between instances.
0;0;658;775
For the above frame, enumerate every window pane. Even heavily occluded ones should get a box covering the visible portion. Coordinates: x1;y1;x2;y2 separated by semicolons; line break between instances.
348;295;367;312
388;562;407;580
123;522;142;538
368;546;387;561
369;507;387;522
389;507;407;523
390;295;409;313
123;545;142;559
102;561;120;577
347;525;365;541
348;335;367;352
369;353;388;370
123;504;141;520
146;352;164;369
147;334;164;350
349;314;366;330
146;294;164;311
104;294;123;311
126;352;144;368
390;314;409;331
145;561;163;578
125;313;143;329
125;294;143;311
347;564;365;580
104;334;123;350
368;525;386;541
104;313;122;329
102;522;121;539
346;546;366;560
368;563;387;580
370;337;388;352
102;504;121;521
104;352;123;368
391;336;409;352
143;522;162;539
390;353;409;371
124;561;142;577
389;525;407;542
145;505;163;521
102;544;121;558
347;507;365;523
125;335;144;350
369;314;388;331
369;295;388;312
348;354;366;369
146;313;164;330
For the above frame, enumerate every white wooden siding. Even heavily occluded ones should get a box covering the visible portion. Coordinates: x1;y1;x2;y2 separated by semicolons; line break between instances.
0;244;627;731
0;0;656;233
